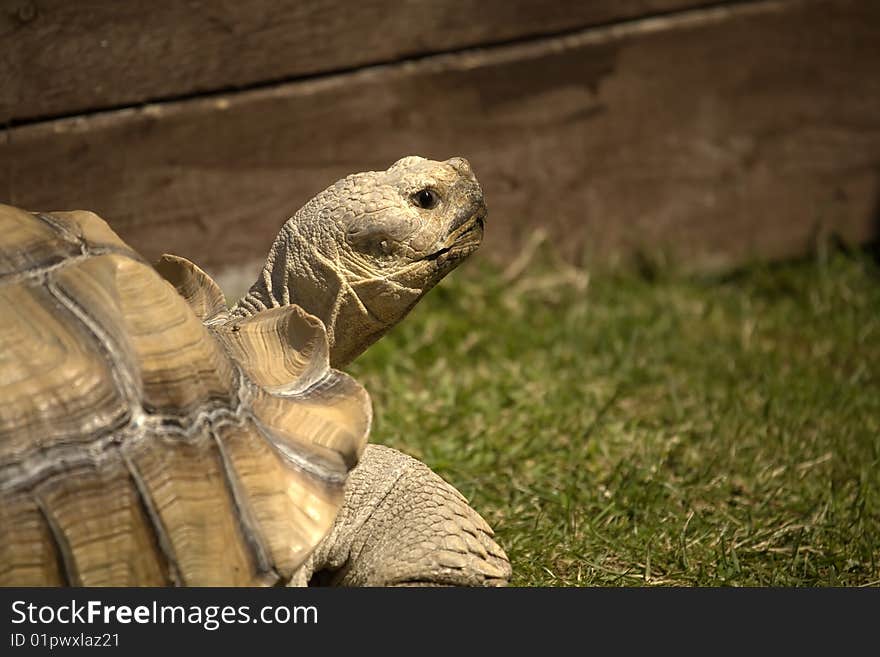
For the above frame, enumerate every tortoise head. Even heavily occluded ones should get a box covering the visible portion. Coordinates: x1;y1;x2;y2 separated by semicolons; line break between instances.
339;155;485;287
234;156;486;368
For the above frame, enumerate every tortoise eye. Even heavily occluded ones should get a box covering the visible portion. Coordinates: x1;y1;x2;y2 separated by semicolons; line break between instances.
413;189;440;210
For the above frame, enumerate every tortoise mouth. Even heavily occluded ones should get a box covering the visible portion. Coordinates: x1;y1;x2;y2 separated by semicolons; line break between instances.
424;209;485;262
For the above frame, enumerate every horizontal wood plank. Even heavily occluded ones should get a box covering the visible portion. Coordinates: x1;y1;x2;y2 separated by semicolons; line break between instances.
1;0;878;276
1;0;717;123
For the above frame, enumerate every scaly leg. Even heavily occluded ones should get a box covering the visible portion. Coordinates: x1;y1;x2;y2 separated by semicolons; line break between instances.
291;444;510;587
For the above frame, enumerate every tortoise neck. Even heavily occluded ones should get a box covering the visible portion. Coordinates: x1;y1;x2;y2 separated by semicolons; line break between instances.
229;284;275;319
228;220;404;369
228;223;361;368
229;231;295;319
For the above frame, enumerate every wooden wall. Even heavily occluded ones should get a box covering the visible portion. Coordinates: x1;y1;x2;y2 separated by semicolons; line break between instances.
2;0;878;273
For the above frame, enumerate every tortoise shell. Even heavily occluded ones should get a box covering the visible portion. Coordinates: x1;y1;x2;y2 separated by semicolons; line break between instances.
0;205;371;586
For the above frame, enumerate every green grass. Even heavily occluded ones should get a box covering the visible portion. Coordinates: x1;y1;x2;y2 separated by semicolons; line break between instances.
348;247;880;586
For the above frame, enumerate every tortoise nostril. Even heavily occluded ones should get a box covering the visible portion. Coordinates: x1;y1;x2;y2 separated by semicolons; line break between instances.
446;157;472;177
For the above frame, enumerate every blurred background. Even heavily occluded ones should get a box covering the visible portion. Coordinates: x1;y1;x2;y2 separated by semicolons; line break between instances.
3;0;878;275
2;0;878;585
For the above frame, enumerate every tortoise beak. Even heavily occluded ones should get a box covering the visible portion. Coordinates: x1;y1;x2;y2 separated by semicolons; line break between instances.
425;208;486;261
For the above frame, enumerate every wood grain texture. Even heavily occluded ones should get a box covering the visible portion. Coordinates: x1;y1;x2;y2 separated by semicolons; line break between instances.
1;0;878;273
0;0;712;122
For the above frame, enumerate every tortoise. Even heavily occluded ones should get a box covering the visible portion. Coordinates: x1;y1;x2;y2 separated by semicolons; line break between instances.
0;155;510;587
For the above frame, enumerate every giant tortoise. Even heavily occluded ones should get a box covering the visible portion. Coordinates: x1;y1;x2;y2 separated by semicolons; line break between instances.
0;156;510;586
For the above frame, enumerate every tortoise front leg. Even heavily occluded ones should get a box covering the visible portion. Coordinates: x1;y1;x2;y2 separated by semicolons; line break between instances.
291;444;510;587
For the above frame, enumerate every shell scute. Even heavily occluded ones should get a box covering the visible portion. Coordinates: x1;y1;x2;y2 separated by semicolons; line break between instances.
0;209;372;586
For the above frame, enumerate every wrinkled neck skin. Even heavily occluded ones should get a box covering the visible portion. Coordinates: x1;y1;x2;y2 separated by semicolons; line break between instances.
229;156;485;369
230;208;425;369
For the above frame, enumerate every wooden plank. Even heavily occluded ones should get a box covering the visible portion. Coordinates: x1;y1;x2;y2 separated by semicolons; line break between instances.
1;0;878;275
1;0;716;123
